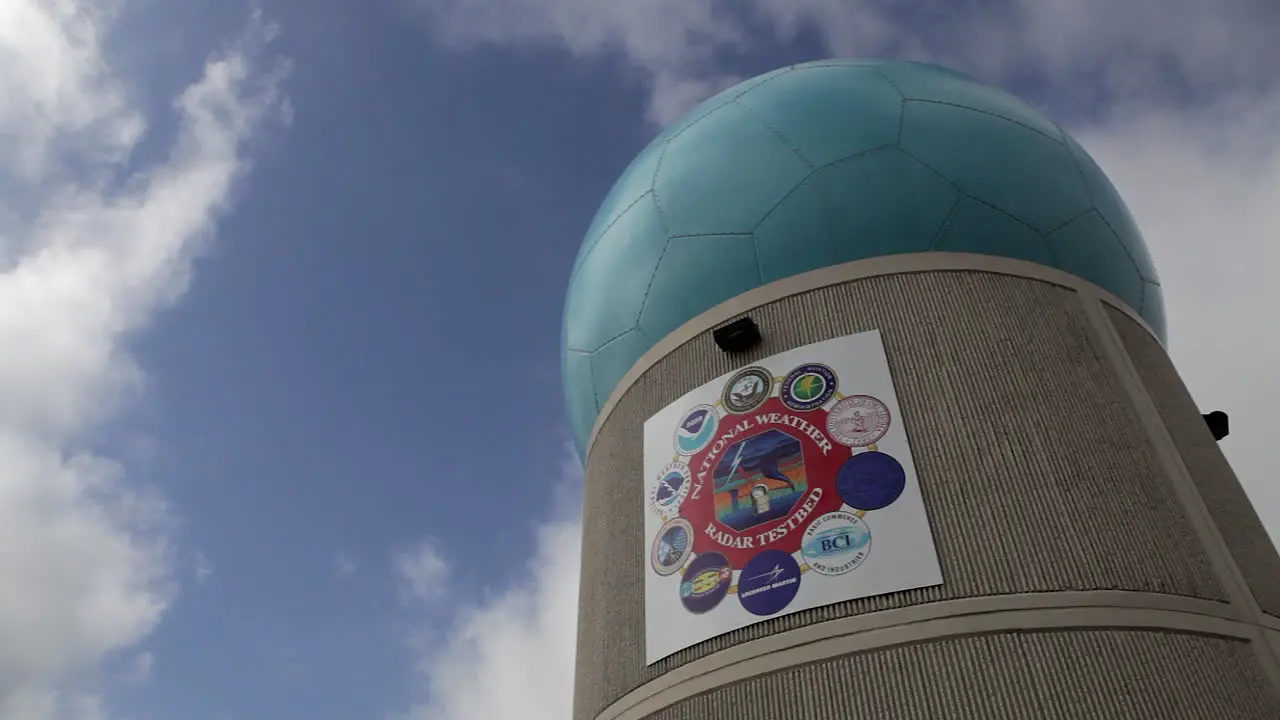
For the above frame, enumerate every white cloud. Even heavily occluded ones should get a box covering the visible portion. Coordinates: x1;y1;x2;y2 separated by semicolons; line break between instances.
403;519;580;720
0;2;288;717
397;540;450;606
411;0;744;124
407;2;1280;719
0;1;144;184
416;0;1280;123
748;0;1280;107
123;652;152;687
399;450;582;720
337;551;359;578
194;553;214;584
1074;99;1280;532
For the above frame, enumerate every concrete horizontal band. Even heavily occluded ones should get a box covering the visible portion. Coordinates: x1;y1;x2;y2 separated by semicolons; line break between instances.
595;591;1263;720
585;251;1159;460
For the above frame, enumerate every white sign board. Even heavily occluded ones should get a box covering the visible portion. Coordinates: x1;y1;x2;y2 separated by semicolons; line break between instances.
642;330;942;664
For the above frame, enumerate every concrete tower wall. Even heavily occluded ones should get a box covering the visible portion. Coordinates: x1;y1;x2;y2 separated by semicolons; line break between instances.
573;253;1280;720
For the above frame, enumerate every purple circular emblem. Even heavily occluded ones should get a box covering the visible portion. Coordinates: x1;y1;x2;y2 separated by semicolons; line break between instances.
737;549;802;616
679;552;732;614
836;451;906;511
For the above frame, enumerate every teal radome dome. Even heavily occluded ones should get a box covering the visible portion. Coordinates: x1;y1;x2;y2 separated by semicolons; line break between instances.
563;59;1164;457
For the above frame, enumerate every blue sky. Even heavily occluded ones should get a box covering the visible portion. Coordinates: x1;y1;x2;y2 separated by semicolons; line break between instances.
1;1;1278;719
111;5;623;716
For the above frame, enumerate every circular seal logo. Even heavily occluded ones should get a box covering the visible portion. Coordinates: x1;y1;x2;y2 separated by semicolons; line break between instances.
800;511;871;576
674;405;719;456
722;367;773;414
679;552;732;614
737;549;802;616
649;462;692;518
826;395;891;447
651;518;695;576
780;364;837;412
836;451;906;511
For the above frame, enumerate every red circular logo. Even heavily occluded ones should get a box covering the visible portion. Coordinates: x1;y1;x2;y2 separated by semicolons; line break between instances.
680;397;846;567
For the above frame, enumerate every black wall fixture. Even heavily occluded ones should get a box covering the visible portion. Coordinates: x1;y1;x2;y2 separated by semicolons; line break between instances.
713;316;762;354
1202;411;1229;441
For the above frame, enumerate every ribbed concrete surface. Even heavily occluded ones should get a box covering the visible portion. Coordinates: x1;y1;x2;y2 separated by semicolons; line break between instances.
575;271;1226;720
1108;307;1280;617
647;630;1280;720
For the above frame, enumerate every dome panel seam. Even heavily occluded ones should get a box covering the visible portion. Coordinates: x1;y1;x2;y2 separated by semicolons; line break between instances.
926;195;966;251
905;99;1066;145
751;166;819;234
890;147;966;195
573;189;655;273
733;99;817;170
634;234;676;330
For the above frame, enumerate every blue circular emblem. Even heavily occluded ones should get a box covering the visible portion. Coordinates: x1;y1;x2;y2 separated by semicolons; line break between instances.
649;461;692;518
737;549;802;616
674;405;719;456
779;363;837;412
651;518;694;576
679;552;732;614
836;451;906;511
